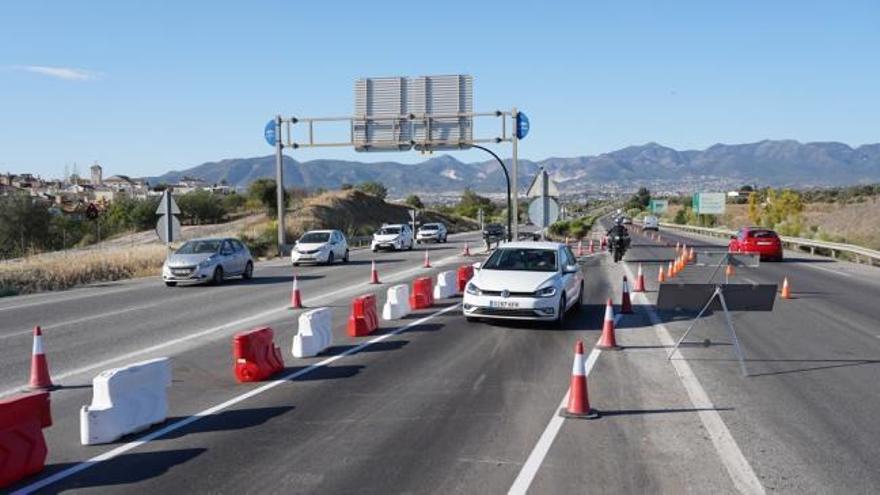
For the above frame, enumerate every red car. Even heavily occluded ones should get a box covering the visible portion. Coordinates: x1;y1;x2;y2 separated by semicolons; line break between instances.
729;227;784;261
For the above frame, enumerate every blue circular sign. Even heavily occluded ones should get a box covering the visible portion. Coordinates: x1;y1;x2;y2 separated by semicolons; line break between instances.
264;119;278;147
516;112;530;140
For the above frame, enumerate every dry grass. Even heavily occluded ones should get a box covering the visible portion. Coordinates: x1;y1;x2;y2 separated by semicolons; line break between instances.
0;244;167;296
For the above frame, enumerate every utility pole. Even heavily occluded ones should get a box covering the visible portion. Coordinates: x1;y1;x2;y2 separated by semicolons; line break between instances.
274;115;286;255
511;108;519;242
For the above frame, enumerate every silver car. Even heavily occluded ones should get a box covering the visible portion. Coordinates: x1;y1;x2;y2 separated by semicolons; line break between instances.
162;238;254;287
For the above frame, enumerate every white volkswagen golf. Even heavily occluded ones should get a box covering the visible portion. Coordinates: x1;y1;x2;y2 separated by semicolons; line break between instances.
462;242;584;327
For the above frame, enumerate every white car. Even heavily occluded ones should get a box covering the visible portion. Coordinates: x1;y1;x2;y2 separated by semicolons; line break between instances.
371;224;414;252
416;223;448;243
642;215;659;231
462;242;584;327
291;230;349;265
163;238;254;286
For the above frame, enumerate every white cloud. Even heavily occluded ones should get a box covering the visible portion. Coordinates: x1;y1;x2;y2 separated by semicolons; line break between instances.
16;65;102;81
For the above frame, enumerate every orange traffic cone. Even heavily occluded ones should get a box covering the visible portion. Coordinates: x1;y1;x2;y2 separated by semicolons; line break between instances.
781;277;792;299
423;250;431;268
559;341;599;419
462;242;471;256
370;260;381;284
589;239;595;254
597;298;620;350
577;240;584;257
667;261;676;279
289;275;303;309
725;264;735;278
657;265;666;283
634;264;646;292
600;237;607;250
688;247;696;262
621;276;633;314
675;241;681;253
29;326;54;390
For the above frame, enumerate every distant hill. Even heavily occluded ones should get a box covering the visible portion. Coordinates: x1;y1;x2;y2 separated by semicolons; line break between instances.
149;140;880;194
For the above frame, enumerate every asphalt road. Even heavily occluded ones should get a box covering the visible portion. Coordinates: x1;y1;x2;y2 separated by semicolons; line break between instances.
3;224;880;494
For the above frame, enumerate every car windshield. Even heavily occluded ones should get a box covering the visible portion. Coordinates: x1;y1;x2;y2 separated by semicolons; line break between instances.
176;240;221;254
378;227;400;235
420;224;438;231
300;232;330;243
748;230;777;239
482;248;557;272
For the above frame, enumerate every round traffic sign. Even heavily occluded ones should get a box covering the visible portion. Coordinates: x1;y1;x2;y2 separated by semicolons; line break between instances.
264;119;278;147
528;197;559;227
516;112;530;140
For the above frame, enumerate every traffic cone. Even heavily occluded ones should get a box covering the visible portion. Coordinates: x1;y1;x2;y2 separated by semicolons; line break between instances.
423;250;431;268
289;275;303;309
462;242;471;256
667;261;676;279
577;240;584;257
781;277;792;299
657;265;666;283
370;260;380;284
621;276;633;314
688;247;696;262
600;237;607;250
634;264;646;292
597;298;620;350
589;239;595;254
29;326;54;390
675;241;680;253
725;264;735;278
558;341;599;419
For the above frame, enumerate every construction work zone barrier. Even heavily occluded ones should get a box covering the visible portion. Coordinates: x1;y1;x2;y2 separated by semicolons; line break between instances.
79;358;171;445
233;327;284;383
292;308;333;358
410;277;435;310
382;284;411;321
433;270;458;299
456;265;474;293
347;294;380;337
0;391;51;488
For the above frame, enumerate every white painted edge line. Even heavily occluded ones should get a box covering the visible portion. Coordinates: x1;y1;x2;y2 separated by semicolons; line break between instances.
507;347;601;495
621;263;765;495
12;303;462;495
0;248;477;399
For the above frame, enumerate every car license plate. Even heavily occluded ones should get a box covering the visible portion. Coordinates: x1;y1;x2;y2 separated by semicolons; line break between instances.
757;241;772;246
489;300;519;309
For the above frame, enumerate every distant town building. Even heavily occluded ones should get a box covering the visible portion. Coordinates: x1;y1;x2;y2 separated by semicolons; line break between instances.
90;162;103;186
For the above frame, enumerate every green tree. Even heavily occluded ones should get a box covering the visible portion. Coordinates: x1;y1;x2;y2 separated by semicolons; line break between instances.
355;181;388;200
248;178;289;217
221;192;246;212
0;195;52;258
747;192;761;224
455;188;497;219
404;194;424;209
625;187;651;211
177;190;227;225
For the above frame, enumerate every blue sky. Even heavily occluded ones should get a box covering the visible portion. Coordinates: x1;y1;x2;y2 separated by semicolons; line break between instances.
1;1;878;179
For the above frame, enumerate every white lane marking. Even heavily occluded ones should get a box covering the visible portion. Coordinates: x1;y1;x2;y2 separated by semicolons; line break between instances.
12;303;462;495
0;284;147;313
507;347;601;495
802;262;854;279
621;263;765;495
0;249;476;399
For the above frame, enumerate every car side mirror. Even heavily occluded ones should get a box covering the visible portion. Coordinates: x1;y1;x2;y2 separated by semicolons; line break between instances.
563;264;578;274
472;261;482;271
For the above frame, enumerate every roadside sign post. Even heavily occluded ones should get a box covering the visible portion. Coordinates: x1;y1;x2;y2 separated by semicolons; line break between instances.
410;209;417;237
650;199;668;214
525;167;560;239
155;190;181;251
271;116;286;255
694;193;726;215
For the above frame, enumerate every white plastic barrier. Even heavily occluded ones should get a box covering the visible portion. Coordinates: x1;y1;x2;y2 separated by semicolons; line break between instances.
382;284;411;321
80;357;172;445
292;307;333;358
433;270;458;299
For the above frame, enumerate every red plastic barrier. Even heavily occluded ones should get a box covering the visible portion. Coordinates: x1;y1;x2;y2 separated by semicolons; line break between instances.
0;391;51;488
233;327;285;383
456;265;474;293
347;294;380;337
410;277;435;310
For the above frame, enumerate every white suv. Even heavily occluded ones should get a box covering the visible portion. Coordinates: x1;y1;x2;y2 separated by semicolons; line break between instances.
291;230;349;265
416;223;448;243
371;224;414;252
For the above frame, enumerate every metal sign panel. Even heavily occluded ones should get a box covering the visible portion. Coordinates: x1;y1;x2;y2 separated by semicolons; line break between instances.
695;251;761;268
411;74;473;151
264;120;277;147
528;197;559;227
650;199;668;214
516;112;530;139
155;191;180;215
525;171;560;198
155;215;182;244
353;76;412;152
657;283;777;311
694;193;726;215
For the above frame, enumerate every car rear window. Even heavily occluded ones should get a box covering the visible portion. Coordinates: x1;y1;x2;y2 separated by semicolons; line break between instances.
747;230;778;239
378;227;401;235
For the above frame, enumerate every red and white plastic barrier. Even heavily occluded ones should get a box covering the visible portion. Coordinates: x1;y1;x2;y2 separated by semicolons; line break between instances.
456;264;475;293
433;270;458;299
292;308;333;358
410;277;435;310
80;357;171;445
0;391;51;488
347;294;380;337
233;327;284;383
382;284;411;321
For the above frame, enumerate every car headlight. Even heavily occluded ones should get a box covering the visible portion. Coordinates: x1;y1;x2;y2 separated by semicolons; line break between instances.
535;286;557;298
465;282;482;296
198;256;216;268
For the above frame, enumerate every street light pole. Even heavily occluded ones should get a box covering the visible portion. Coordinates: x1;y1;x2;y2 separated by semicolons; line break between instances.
471;144;512;242
511;107;519;241
274;115;286;256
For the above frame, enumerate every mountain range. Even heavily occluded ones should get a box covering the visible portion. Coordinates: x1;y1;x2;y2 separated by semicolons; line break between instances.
149;140;880;195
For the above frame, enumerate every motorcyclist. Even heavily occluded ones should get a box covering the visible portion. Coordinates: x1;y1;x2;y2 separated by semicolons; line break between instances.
606;217;630;262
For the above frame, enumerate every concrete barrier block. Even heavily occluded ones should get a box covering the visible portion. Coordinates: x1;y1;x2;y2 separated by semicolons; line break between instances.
433;270;458;299
80;357;171;445
382;284;411;320
292;307;333;358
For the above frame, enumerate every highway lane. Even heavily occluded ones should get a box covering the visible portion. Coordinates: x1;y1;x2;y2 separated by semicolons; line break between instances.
622;225;880;493
0;232;482;397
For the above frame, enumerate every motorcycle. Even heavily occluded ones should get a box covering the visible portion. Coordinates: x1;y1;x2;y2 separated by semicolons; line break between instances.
610;234;629;263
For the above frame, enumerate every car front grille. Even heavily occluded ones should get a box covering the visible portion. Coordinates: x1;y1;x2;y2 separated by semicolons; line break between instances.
170;266;196;277
479;290;535;297
473;308;544;317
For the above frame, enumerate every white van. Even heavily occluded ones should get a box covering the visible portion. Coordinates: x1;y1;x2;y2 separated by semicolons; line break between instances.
642;215;659;231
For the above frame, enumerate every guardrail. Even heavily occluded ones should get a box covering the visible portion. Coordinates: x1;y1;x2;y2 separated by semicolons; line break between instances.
657;222;880;267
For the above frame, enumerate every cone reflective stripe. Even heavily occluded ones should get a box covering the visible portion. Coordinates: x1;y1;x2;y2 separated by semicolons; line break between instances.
634;264;646;292
29;326;54;390
577;240;584;257
597;298;620;350
781;277;792;299
290;275;303;309
462;242;471;256
370;260;380;284
667;261;675;279
657;265;666;283
621;276;633;314
423;250;431;268
558;341;599;419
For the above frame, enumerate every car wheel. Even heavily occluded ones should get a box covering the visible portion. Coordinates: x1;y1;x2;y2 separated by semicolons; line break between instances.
574;283;584;311
242;261;254;280
408;241;413;251
371;247;377;253
164;281;177;287
212;267;224;286
343;249;350;263
326;252;334;265
555;295;567;329
292;262;299;267
416;239;421;245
